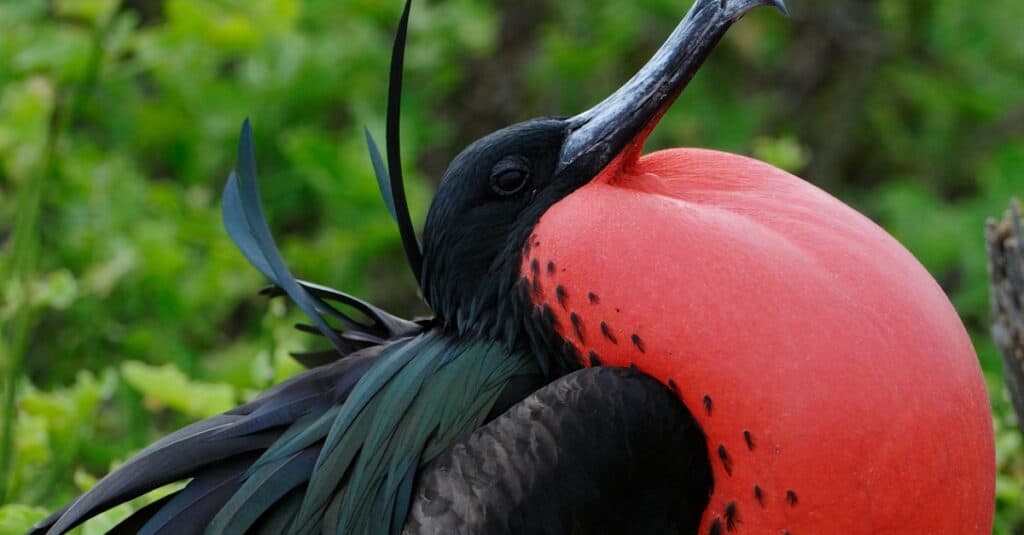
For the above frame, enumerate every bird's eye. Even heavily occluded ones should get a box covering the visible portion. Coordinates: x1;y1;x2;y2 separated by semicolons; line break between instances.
490;156;531;196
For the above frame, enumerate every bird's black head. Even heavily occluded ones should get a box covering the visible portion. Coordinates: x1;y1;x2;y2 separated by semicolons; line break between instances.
411;0;786;347
421;118;572;335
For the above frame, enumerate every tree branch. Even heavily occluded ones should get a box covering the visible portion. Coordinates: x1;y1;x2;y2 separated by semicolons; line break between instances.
987;198;1024;435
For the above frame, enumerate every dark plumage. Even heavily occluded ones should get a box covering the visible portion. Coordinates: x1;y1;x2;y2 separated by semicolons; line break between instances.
404;367;711;534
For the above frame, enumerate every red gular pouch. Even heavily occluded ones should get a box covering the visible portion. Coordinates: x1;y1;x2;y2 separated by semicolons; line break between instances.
522;147;995;534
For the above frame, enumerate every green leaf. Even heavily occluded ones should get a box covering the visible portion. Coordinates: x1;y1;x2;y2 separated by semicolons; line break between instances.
120;361;237;419
0;504;48;535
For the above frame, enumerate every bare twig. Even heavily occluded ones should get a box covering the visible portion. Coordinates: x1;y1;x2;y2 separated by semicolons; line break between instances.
987;198;1024;434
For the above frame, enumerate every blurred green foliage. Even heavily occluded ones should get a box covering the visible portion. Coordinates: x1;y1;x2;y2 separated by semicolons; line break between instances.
0;0;1021;532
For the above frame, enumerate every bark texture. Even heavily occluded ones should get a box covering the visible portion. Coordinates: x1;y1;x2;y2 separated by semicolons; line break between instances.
987;198;1024;434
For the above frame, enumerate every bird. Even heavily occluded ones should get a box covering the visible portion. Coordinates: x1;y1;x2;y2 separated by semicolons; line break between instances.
33;0;995;533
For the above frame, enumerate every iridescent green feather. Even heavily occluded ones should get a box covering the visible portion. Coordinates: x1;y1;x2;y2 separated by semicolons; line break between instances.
204;331;540;535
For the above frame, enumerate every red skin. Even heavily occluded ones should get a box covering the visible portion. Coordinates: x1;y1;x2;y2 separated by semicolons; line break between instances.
523;148;994;533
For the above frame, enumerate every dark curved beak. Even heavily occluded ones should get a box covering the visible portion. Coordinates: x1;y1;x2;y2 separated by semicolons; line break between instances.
556;0;787;178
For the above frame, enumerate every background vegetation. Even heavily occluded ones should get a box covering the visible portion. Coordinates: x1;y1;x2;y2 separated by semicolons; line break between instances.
0;0;1021;532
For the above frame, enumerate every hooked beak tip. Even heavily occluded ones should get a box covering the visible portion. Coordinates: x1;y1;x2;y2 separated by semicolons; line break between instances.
719;0;789;19
556;0;789;178
771;0;790;18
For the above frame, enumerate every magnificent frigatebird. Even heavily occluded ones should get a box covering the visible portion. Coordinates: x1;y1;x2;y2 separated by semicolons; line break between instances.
34;0;995;533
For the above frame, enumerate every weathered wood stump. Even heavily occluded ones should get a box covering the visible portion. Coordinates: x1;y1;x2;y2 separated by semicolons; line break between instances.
987;198;1024;434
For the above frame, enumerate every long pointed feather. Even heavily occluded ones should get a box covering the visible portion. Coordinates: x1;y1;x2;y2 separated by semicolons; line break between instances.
41;419;277;534
207;448;319;534
259;273;414;342
389;443;424;535
291;279;421;337
215;355;377;439
339;329;390;345
385;0;424;284
365;127;397;222
223;171;275;280
260;280;423;354
293;323;389;348
290;350;346;369
252;407;341;473
231;120;346;352
107;494;175;535
253;486;306;535
303;299;377;332
138;456;255;535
